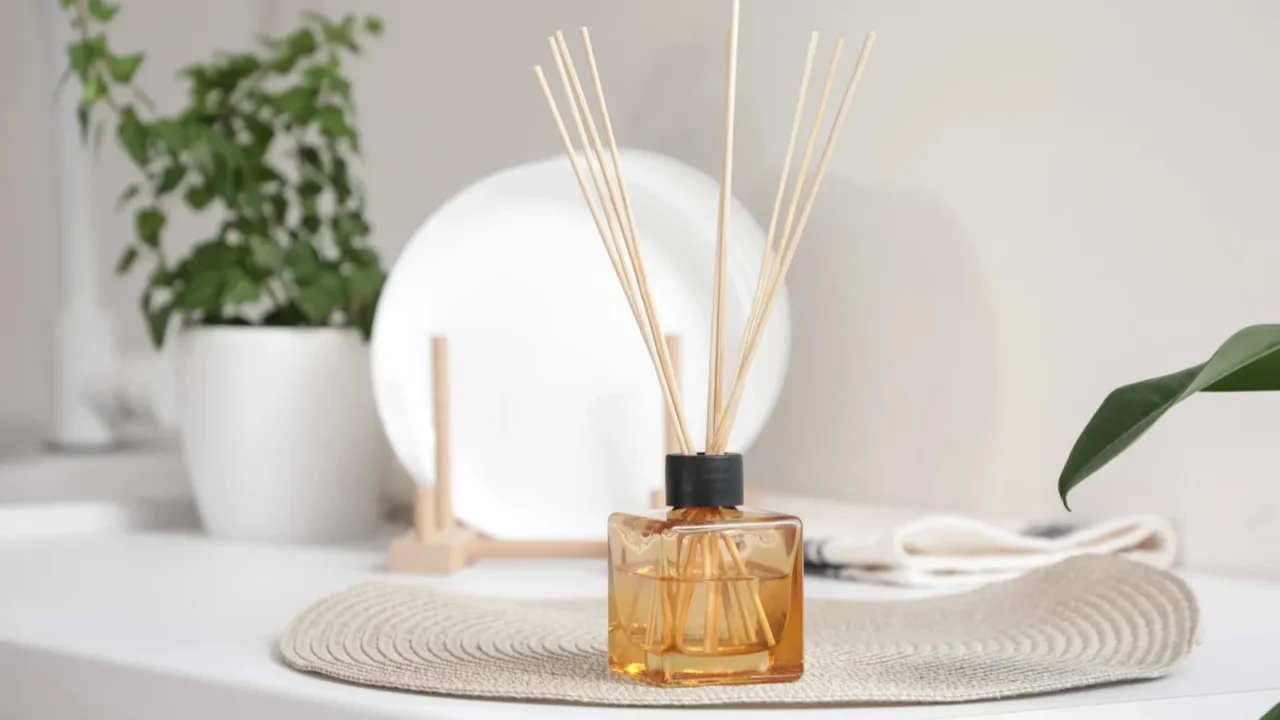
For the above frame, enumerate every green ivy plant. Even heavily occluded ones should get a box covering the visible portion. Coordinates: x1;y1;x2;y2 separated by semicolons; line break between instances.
1057;324;1280;508
58;0;386;348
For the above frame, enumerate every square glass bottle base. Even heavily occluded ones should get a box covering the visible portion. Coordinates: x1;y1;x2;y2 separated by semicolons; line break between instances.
607;507;804;687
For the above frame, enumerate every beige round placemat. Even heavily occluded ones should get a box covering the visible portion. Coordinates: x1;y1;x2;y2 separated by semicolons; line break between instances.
279;555;1199;706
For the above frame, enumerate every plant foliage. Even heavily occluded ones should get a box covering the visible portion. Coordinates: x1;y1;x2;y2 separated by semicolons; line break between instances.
1058;324;1280;508
58;0;386;347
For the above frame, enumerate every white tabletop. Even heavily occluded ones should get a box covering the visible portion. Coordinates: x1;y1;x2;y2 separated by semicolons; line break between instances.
1;532;1278;719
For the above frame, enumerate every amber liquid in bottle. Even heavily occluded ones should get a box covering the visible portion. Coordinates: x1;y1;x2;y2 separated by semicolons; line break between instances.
607;506;804;687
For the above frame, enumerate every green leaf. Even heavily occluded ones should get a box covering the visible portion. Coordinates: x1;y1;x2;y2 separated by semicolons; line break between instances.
296;269;344;323
189;135;215;174
316;106;353;141
115;246;138;274
363;15;384;36
116;107;149;167
288;28;319;58
135;208;166;248
116;183;140;209
324;15;360;52
223;270;260;304
184;184;214;210
150;120;187;152
106;52;143;83
82;76;106;105
175;272;223;312
144;299;173;349
75;105;90;140
346;262;384;299
1058;324;1280;508
262;303;306;326
87;0;120;22
248;234;286;271
1260;701;1280;720
273;86;315;115
156;165;187;194
286;238;321;279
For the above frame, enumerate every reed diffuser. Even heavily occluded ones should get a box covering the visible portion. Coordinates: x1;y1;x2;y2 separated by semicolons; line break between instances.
534;0;875;688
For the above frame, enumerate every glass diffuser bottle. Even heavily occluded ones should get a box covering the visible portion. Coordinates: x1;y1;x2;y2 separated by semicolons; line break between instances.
607;453;803;687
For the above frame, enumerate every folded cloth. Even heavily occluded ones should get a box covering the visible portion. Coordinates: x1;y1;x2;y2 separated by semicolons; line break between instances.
764;494;1177;588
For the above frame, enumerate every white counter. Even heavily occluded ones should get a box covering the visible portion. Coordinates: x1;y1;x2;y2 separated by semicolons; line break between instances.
1;532;1278;719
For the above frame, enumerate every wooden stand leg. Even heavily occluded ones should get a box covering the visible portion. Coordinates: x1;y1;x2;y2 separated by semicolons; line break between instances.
388;336;474;574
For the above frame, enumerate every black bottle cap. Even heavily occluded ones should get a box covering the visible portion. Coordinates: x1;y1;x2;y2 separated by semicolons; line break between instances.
664;453;744;508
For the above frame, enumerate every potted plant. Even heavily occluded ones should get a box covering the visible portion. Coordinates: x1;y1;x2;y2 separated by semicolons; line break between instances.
1057;324;1280;508
58;0;389;542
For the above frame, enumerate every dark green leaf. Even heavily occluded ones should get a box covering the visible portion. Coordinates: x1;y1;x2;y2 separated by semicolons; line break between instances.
269;194;288;222
115;246;139;274
262;303;306;326
175;272;224;311
184;184;214;210
116;183;140;210
156;165;187;194
105;52;143;83
334;212;369;239
75;105;90;140
289;28;318;57
1058;324;1280;508
298;179;323;197
87;0;120;22
144;299;173;349
248;234;286;271
116;107;149;167
363;15;384;36
135;208;165;248
1260;701;1280;720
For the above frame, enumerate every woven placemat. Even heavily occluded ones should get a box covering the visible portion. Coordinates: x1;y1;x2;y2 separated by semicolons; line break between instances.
279;555;1199;707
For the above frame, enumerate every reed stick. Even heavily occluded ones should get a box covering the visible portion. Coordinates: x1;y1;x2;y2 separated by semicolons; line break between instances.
712;32;877;453
706;0;741;452
533;61;692;455
579;28;695;455
733;33;820;404
702;535;720;651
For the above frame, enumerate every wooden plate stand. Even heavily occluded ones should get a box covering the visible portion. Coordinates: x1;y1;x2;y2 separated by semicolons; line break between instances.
387;334;758;574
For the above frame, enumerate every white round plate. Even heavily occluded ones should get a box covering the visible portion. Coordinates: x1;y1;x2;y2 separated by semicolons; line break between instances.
371;150;790;541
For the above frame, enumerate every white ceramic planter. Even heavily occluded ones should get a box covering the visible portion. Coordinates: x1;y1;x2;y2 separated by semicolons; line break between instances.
177;326;386;542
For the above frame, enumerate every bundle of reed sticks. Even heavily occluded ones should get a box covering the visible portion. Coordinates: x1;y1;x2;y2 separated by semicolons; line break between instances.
535;3;874;460
537;6;873;657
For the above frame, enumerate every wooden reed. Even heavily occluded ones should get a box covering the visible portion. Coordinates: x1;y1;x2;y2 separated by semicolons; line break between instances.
533;62;691;455
706;0;742;453
664;335;683;454
713;33;877;452
734;32;820;400
578;29;695;455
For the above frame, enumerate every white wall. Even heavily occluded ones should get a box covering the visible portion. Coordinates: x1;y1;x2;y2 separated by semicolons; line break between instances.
4;0;1280;576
